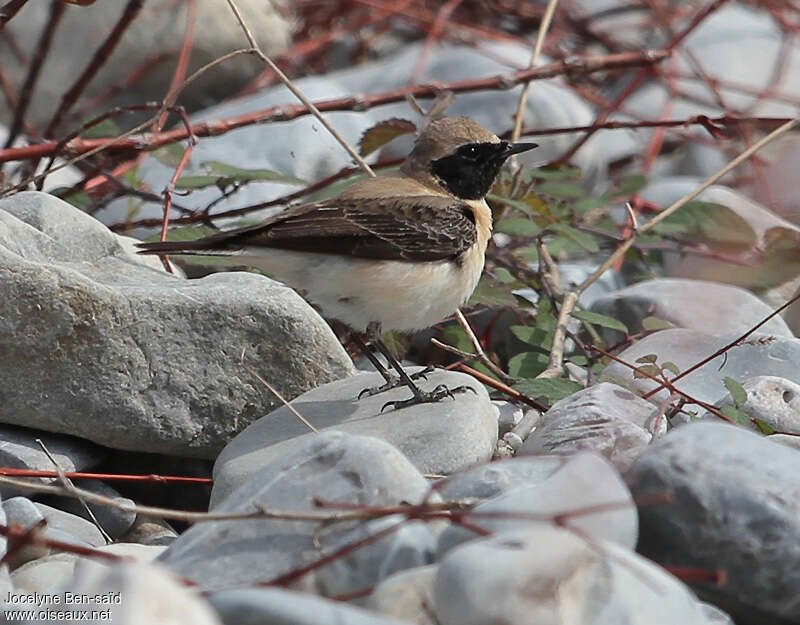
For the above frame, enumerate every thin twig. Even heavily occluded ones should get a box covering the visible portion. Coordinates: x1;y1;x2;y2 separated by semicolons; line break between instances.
225;0;375;177
0;0;28;31
154;0;196;132
242;357;318;433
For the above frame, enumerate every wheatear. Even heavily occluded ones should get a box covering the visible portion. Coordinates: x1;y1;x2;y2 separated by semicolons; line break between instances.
138;117;537;409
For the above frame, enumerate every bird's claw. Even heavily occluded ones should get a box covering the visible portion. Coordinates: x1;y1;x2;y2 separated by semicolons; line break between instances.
380;384;475;412
357;366;437;399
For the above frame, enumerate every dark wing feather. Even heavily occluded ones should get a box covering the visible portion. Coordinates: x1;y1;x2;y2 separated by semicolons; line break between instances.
138;196;477;262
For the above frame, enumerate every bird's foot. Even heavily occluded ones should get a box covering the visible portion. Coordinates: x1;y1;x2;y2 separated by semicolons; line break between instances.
357;366;435;399
381;384;476;412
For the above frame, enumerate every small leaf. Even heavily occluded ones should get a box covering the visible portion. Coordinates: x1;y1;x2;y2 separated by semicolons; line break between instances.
530;166;582;180
493;267;516;284
495;218;541;237
720;404;752;427
380;330;407;359
635;354;658;364
572;310;628;333
642;316;676;331
755;419;776;435
537;181;586;199
508;351;550;379
607;174;647;198
467;275;518;307
514;378;583;402
568;354;588;366
661;361;681;376
511;326;553;350
724;377;748;408
152;143;186;167
359;118;417;156
174;175;219;190
548;223;600;253
202;162;307;185
633;364;660;379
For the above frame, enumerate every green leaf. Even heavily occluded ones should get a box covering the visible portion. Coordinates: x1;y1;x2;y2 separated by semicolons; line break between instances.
359;118;417;156
82;117;120;139
202;161;308;185
568;354;588;366
495;218;542;237
720;404;752;427
380;330;407;359
493;267;516;284
606;174;647;198
635;354;658;364
548;223;600;253
571;310;628;333
510;326;553;350
467;275;518;307
529;166;582;180
536;296;556;332
724;377;748;408
652;201;757;247
633;363;661;379
661;361;681;376
513;378;583;402
642;316;676;331
173;175;220;190
487;193;549;217
537;181;587;199
755;419;776;435
152;142;186;167
508;351;549;378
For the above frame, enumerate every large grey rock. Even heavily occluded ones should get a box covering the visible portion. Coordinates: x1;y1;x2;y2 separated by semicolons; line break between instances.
211;369;496;508
437;453;637;557
9;553;79;595
365;565;438;625
160;432;431;593
0;0;290;127
0;191;355;458
518;383;663;471
207;588;410;625
0;426;104;498
120;515;178;547
711;375;800;435
34;502;106;548
601;329;800;409
434;525;716;625
591;278;793;340
42;479;136;540
627;421;800;625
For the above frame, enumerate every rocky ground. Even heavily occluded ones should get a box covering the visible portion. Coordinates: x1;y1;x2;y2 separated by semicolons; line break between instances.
1;2;800;625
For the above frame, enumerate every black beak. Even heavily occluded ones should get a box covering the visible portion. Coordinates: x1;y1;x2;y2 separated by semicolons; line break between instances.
503;141;538;157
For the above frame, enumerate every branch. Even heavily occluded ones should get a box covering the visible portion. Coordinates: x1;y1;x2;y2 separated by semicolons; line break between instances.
0;0;28;30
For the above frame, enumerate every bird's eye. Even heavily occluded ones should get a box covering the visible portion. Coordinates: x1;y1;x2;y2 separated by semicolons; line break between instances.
461;145;480;160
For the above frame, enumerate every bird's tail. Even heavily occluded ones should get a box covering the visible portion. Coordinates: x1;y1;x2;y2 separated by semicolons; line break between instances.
136;239;234;256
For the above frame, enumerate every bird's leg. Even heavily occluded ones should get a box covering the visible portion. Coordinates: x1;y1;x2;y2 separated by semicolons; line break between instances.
365;326;474;411
354;330;432;399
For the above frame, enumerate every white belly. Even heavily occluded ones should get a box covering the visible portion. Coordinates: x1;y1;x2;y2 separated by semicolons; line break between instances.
239;243;485;332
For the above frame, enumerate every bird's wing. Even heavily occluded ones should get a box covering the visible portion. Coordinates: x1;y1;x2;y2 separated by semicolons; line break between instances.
138;196;478;262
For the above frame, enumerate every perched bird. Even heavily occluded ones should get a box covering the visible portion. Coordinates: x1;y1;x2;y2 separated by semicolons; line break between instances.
138;117;537;409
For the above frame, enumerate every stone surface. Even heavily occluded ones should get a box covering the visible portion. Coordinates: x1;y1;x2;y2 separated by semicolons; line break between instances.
207;588;410;625
437;453;637;557
601;329;800;409
0;426;104;498
211;369;496;508
365;565;438;625
0;191;355;458
11;560;222;624
34;502;107;548
0;1;290;127
714;376;800;434
2;497;49;569
434;525;717;625
590;278;793;340
627;421;800;625
120;515;178;547
518;383;663;472
160;432;431;593
10;553;79;595
42;479;136;540
98;543;166;563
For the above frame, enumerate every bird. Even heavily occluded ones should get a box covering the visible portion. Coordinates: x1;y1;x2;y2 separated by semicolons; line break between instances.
138;116;537;409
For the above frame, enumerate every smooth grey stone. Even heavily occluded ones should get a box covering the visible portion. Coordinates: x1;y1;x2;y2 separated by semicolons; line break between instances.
98;543;166;563
2;497;49;569
160;432;430;593
601;329;800;409
437;453;637;557
9;553;79;595
701;603;736;625
591;278;792;340
436;456;565;502
120;515;178;547
627;421;800;625
0;425;104;498
0;0;289;126
711;376;800;434
42;479;136;540
365;565;438;625
34;502;106;548
211;369;496;508
208;588;410;625
434;526;717;625
493;401;523;436
518;383;663;471
14;560;223;625
0;191;354;458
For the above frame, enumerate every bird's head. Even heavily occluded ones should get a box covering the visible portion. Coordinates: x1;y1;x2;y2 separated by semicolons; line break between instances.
401;117;538;200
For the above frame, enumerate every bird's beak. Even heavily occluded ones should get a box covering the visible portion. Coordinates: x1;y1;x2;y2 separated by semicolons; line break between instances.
503;142;538;157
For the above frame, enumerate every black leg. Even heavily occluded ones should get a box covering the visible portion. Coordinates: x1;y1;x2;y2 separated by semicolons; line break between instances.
353;331;433;398
352;334;394;383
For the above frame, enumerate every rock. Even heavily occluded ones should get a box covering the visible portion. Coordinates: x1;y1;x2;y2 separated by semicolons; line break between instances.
600;329;800;409
627;421;800;625
13;560;222;624
434;525;717;625
437;453;637;557
711;375;800;434
160;432;431;594
34;502;107;548
493;401;523;436
0;191;355;458
120;515;178;547
518;383;664;471
701;603;736;625
0;0;290;127
10;553;79;595
0;425;104;498
590;278;793;341
211;369;496;508
515;262;625;310
207;587;410;625
42;479;136;540
365;565;438;625
98;543;166;563
2;497;49;569
435;456;565;502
